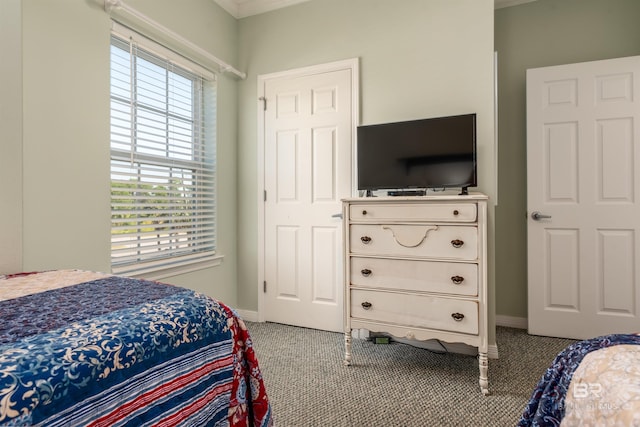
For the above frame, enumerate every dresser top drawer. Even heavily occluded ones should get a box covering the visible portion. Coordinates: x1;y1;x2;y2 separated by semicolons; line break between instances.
349;203;476;222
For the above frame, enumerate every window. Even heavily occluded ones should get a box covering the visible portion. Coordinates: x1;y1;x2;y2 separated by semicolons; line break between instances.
110;31;217;277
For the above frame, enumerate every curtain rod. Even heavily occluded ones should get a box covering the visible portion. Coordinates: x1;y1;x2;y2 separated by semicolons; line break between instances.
104;0;246;80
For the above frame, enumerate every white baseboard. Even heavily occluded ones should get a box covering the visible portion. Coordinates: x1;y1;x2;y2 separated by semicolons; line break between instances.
488;344;499;359
495;315;528;329
235;309;259;322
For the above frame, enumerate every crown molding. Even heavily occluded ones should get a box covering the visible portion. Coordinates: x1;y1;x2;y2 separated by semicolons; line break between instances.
214;0;540;19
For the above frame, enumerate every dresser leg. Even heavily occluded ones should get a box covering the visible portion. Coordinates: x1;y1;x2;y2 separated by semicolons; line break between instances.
343;331;352;366
478;352;489;395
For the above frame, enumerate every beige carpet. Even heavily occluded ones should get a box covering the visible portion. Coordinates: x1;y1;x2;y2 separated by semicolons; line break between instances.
245;322;575;427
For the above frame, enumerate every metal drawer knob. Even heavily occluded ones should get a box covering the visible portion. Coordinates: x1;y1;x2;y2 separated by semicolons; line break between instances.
361;236;372;244
361;301;372;310
361;268;372;277
451;275;464;285
451;239;464;248
362;210;368;216
451;312;465;322
453;209;459;216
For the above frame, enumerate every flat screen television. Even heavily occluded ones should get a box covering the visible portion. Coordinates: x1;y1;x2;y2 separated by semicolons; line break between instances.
357;113;477;195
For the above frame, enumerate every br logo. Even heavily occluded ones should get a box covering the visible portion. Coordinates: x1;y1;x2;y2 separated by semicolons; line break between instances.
572;383;602;399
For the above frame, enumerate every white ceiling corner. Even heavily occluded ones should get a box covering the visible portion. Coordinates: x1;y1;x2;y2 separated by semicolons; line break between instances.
215;0;540;19
213;0;312;19
494;0;539;9
213;0;240;18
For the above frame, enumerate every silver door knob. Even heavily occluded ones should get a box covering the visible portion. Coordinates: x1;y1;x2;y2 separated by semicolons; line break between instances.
331;213;343;219
531;211;552;220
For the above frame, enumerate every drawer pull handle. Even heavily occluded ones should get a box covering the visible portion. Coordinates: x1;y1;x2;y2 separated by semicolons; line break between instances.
361;301;372;310
382;225;438;248
361;236;372;244
451;312;465;322
451;275;464;285
362;210;368;216
451;239;464;248
453;209;459;216
361;268;372;277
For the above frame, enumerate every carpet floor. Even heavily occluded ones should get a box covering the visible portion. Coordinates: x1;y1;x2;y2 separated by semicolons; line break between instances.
245;322;575;427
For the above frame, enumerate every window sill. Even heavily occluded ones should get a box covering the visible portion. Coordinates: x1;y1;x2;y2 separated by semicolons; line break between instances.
113;254;224;281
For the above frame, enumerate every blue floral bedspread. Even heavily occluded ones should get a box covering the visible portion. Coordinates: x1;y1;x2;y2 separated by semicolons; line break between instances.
0;271;272;427
518;333;640;427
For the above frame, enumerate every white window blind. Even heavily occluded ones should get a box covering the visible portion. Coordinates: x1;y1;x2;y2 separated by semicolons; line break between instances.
110;31;217;277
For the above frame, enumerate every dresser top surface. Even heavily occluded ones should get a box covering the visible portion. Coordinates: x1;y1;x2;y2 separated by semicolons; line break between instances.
343;192;488;203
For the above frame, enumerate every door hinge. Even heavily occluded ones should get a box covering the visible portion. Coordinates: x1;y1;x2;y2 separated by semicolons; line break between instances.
264;190;267;202
263;281;267;292
259;96;267;111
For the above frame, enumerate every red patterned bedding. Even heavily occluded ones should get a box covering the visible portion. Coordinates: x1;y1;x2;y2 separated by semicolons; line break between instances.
0;270;273;426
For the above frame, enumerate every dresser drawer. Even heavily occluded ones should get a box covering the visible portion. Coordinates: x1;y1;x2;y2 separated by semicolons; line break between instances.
351;289;478;335
350;224;477;260
350;203;476;222
350;257;478;296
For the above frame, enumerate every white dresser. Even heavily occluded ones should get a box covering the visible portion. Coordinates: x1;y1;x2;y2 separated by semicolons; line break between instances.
342;194;489;395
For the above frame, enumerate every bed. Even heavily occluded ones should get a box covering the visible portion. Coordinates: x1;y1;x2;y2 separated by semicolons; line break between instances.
0;269;273;427
518;333;640;426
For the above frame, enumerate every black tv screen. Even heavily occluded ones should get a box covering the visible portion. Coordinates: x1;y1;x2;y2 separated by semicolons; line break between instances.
357;113;477;193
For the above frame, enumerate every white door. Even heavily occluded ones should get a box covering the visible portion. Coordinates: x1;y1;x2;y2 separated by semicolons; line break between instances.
260;61;356;333
527;55;640;339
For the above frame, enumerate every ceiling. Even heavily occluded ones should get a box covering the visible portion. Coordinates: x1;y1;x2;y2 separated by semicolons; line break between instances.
214;0;539;19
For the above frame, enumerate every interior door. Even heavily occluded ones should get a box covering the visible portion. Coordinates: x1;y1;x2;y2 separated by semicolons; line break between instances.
261;63;355;333
527;55;640;339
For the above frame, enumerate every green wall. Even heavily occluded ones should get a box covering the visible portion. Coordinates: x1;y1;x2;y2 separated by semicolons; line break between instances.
8;0;634;323
235;0;496;322
0;0;23;274
2;0;241;305
494;0;640;319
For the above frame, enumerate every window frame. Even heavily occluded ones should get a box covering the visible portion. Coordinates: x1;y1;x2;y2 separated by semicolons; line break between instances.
109;28;221;279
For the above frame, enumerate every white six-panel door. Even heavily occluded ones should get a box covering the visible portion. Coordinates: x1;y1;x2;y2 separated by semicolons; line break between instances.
527;55;640;339
261;61;356;333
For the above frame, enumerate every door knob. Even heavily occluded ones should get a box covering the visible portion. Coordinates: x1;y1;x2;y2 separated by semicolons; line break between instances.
531;211;552;221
